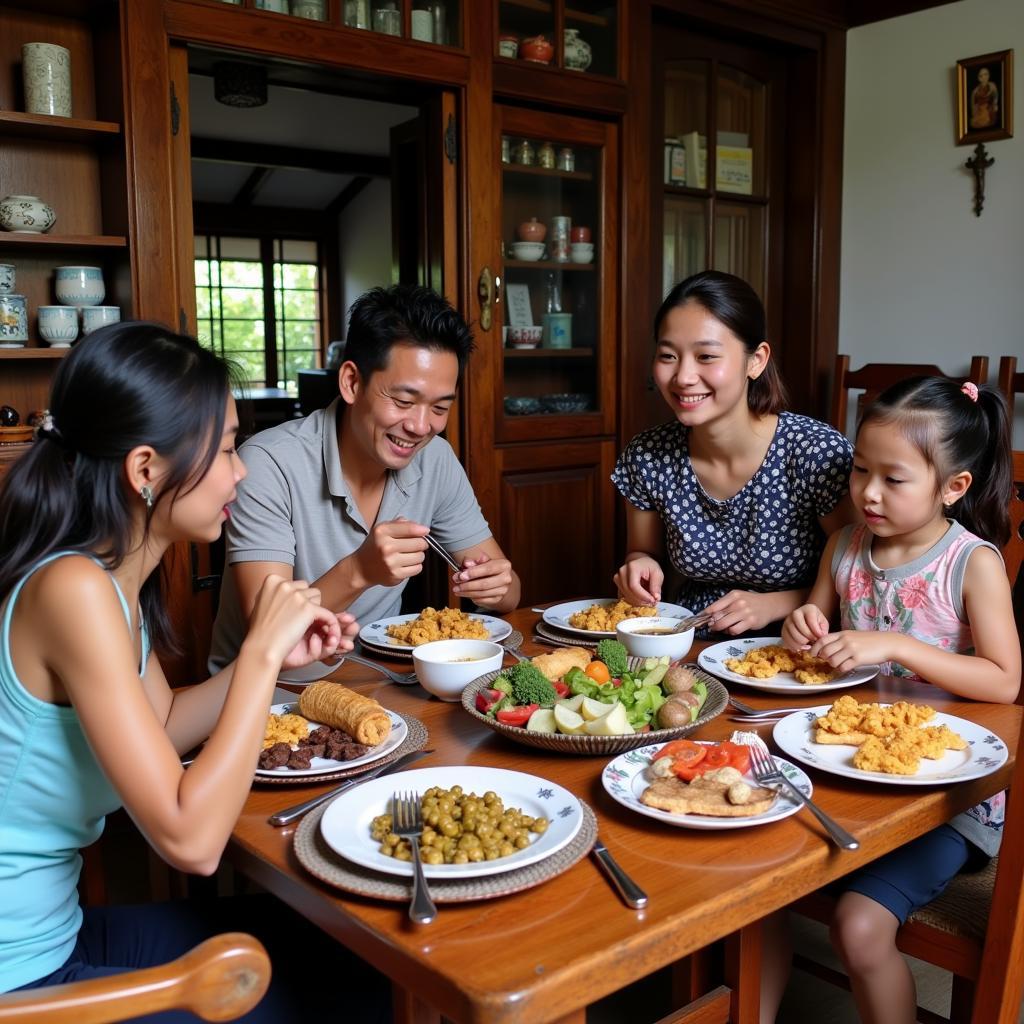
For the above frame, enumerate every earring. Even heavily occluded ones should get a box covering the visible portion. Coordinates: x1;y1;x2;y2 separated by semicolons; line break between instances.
140;484;153;510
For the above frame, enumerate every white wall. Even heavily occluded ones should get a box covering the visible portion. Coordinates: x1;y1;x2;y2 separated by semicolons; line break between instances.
336;177;393;336
841;0;1024;445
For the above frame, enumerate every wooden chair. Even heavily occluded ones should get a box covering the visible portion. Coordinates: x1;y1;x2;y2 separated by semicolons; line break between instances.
793;705;1024;1024
829;354;990;435
0;933;270;1023
997;356;1022;420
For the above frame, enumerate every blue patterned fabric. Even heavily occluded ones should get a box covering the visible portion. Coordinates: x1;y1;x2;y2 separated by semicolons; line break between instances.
611;412;853;615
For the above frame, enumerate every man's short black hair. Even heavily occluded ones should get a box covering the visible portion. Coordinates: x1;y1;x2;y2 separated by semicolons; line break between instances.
344;284;475;381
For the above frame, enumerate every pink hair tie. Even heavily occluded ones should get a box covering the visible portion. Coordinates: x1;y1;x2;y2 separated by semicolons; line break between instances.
960;381;979;402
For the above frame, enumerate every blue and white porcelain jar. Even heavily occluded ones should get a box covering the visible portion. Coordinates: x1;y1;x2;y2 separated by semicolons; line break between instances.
55;265;105;306
0;194;56;233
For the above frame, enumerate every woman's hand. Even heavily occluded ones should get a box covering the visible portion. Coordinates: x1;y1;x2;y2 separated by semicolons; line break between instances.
247;574;345;668
704;590;783;635
614;555;664;606
783;604;829;650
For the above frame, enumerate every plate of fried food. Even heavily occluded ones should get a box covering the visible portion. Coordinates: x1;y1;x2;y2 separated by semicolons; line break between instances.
256;683;407;779
541;598;691;639
359;606;512;653
697;637;879;693
772;695;1008;785
319;765;582;879
602;737;812;830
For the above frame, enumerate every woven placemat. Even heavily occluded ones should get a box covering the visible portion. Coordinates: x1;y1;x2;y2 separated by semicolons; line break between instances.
533;620;600;649
295;798;597;902
359;629;524;662
254;713;428;786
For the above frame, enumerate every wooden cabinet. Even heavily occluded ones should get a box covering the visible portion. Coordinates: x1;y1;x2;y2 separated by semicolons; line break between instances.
0;1;130;421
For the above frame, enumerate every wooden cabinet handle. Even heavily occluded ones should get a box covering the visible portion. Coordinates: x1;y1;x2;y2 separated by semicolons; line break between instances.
477;266;493;331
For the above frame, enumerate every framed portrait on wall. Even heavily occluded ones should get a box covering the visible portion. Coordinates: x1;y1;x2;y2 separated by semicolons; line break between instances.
956;50;1013;144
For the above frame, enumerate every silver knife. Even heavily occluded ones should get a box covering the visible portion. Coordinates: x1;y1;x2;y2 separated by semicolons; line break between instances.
591;837;648;909
268;748;432;827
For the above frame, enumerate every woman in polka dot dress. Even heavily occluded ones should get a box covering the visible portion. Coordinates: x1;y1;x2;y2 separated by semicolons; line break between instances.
612;271;855;636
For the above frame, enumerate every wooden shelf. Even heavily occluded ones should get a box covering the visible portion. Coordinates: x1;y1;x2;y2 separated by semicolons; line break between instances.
565;8;610;27
503;163;593;182
0;110;121;143
0;233;128;249
500;0;553;12
663;184;768;204
505;346;594;358
0;347;71;359
503;259;595;270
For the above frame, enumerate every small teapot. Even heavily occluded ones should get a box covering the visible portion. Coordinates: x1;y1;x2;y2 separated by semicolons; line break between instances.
519;35;553;64
517;217;547;242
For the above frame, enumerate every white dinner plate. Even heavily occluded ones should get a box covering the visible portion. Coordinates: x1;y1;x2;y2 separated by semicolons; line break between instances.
772;705;1008;786
319;765;582;879
255;703;408;779
602;742;812;830
542;598;692;639
358;612;512;652
698;636;880;693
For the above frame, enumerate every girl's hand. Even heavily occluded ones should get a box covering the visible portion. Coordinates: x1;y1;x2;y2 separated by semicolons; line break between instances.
783;604;829;650
248;574;344;668
809;630;897;673
282;610;359;669
704;590;779;635
614;556;663;606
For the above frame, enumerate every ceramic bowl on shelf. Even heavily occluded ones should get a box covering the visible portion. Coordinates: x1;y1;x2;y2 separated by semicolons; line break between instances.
570;243;594;264
55;266;104;307
504;396;542;416
508;325;543;347
37;305;78;346
509;241;545;262
0;194;56;234
540;392;591;414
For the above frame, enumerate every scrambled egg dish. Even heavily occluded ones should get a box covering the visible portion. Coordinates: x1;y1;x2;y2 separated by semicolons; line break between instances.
567;599;656;631
725;644;837;684
263;713;309;749
386;606;489;646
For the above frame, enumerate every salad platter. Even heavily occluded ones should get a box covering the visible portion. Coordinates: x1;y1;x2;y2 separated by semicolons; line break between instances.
462;651;727;755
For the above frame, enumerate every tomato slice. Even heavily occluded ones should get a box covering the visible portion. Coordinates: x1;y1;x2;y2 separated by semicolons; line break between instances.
552;681;570;699
496;704;538;728
657;739;706;766
702;747;731;770
720;742;752;774
672;761;707;782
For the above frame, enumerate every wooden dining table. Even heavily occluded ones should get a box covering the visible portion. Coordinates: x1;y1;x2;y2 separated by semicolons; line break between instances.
226;607;1021;1024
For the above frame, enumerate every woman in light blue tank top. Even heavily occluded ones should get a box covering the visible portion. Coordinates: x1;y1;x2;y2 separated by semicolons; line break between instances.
0;324;379;1021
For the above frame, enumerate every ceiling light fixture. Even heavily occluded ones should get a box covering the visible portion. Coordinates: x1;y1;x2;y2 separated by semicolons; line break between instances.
213;61;267;108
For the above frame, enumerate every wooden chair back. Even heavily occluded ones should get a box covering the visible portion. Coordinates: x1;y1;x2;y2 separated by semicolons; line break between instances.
829;354;990;435
997;356;1023;420
0;933;270;1023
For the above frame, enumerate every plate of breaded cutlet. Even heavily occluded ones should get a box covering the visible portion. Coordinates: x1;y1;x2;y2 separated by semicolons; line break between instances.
698;637;879;693
772;695;1008;785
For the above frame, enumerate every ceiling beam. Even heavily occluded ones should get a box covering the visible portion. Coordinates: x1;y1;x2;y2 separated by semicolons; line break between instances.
191;137;390;177
233;166;274;206
326;175;373;218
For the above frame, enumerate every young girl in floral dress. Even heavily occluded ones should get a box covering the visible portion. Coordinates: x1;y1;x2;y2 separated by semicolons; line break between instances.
780;376;1019;1024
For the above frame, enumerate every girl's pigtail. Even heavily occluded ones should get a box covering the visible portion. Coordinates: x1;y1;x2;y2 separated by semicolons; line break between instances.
955;385;1012;548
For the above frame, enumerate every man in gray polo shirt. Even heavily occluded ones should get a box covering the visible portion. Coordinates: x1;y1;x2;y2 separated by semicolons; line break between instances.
209;284;520;681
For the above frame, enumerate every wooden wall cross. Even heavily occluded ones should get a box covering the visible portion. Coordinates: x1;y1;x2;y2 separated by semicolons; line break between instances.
965;142;994;216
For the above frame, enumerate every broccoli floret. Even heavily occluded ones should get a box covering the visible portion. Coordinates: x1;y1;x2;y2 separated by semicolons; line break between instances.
492;675;514;695
595;638;628;677
506;662;558;706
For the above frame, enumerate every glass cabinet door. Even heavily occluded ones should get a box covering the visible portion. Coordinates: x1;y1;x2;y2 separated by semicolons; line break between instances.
658;45;772;303
496;107;615;438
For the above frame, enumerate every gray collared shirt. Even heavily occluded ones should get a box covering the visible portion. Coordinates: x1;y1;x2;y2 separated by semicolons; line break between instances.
208;398;492;680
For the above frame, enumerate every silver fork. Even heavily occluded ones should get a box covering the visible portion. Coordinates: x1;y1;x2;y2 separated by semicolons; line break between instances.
344;652;419;685
391;791;437;924
729;695;811;718
747;744;859;850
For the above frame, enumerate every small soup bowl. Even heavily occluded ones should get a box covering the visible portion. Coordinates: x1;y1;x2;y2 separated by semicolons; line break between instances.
412;639;504;701
615;615;694;661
